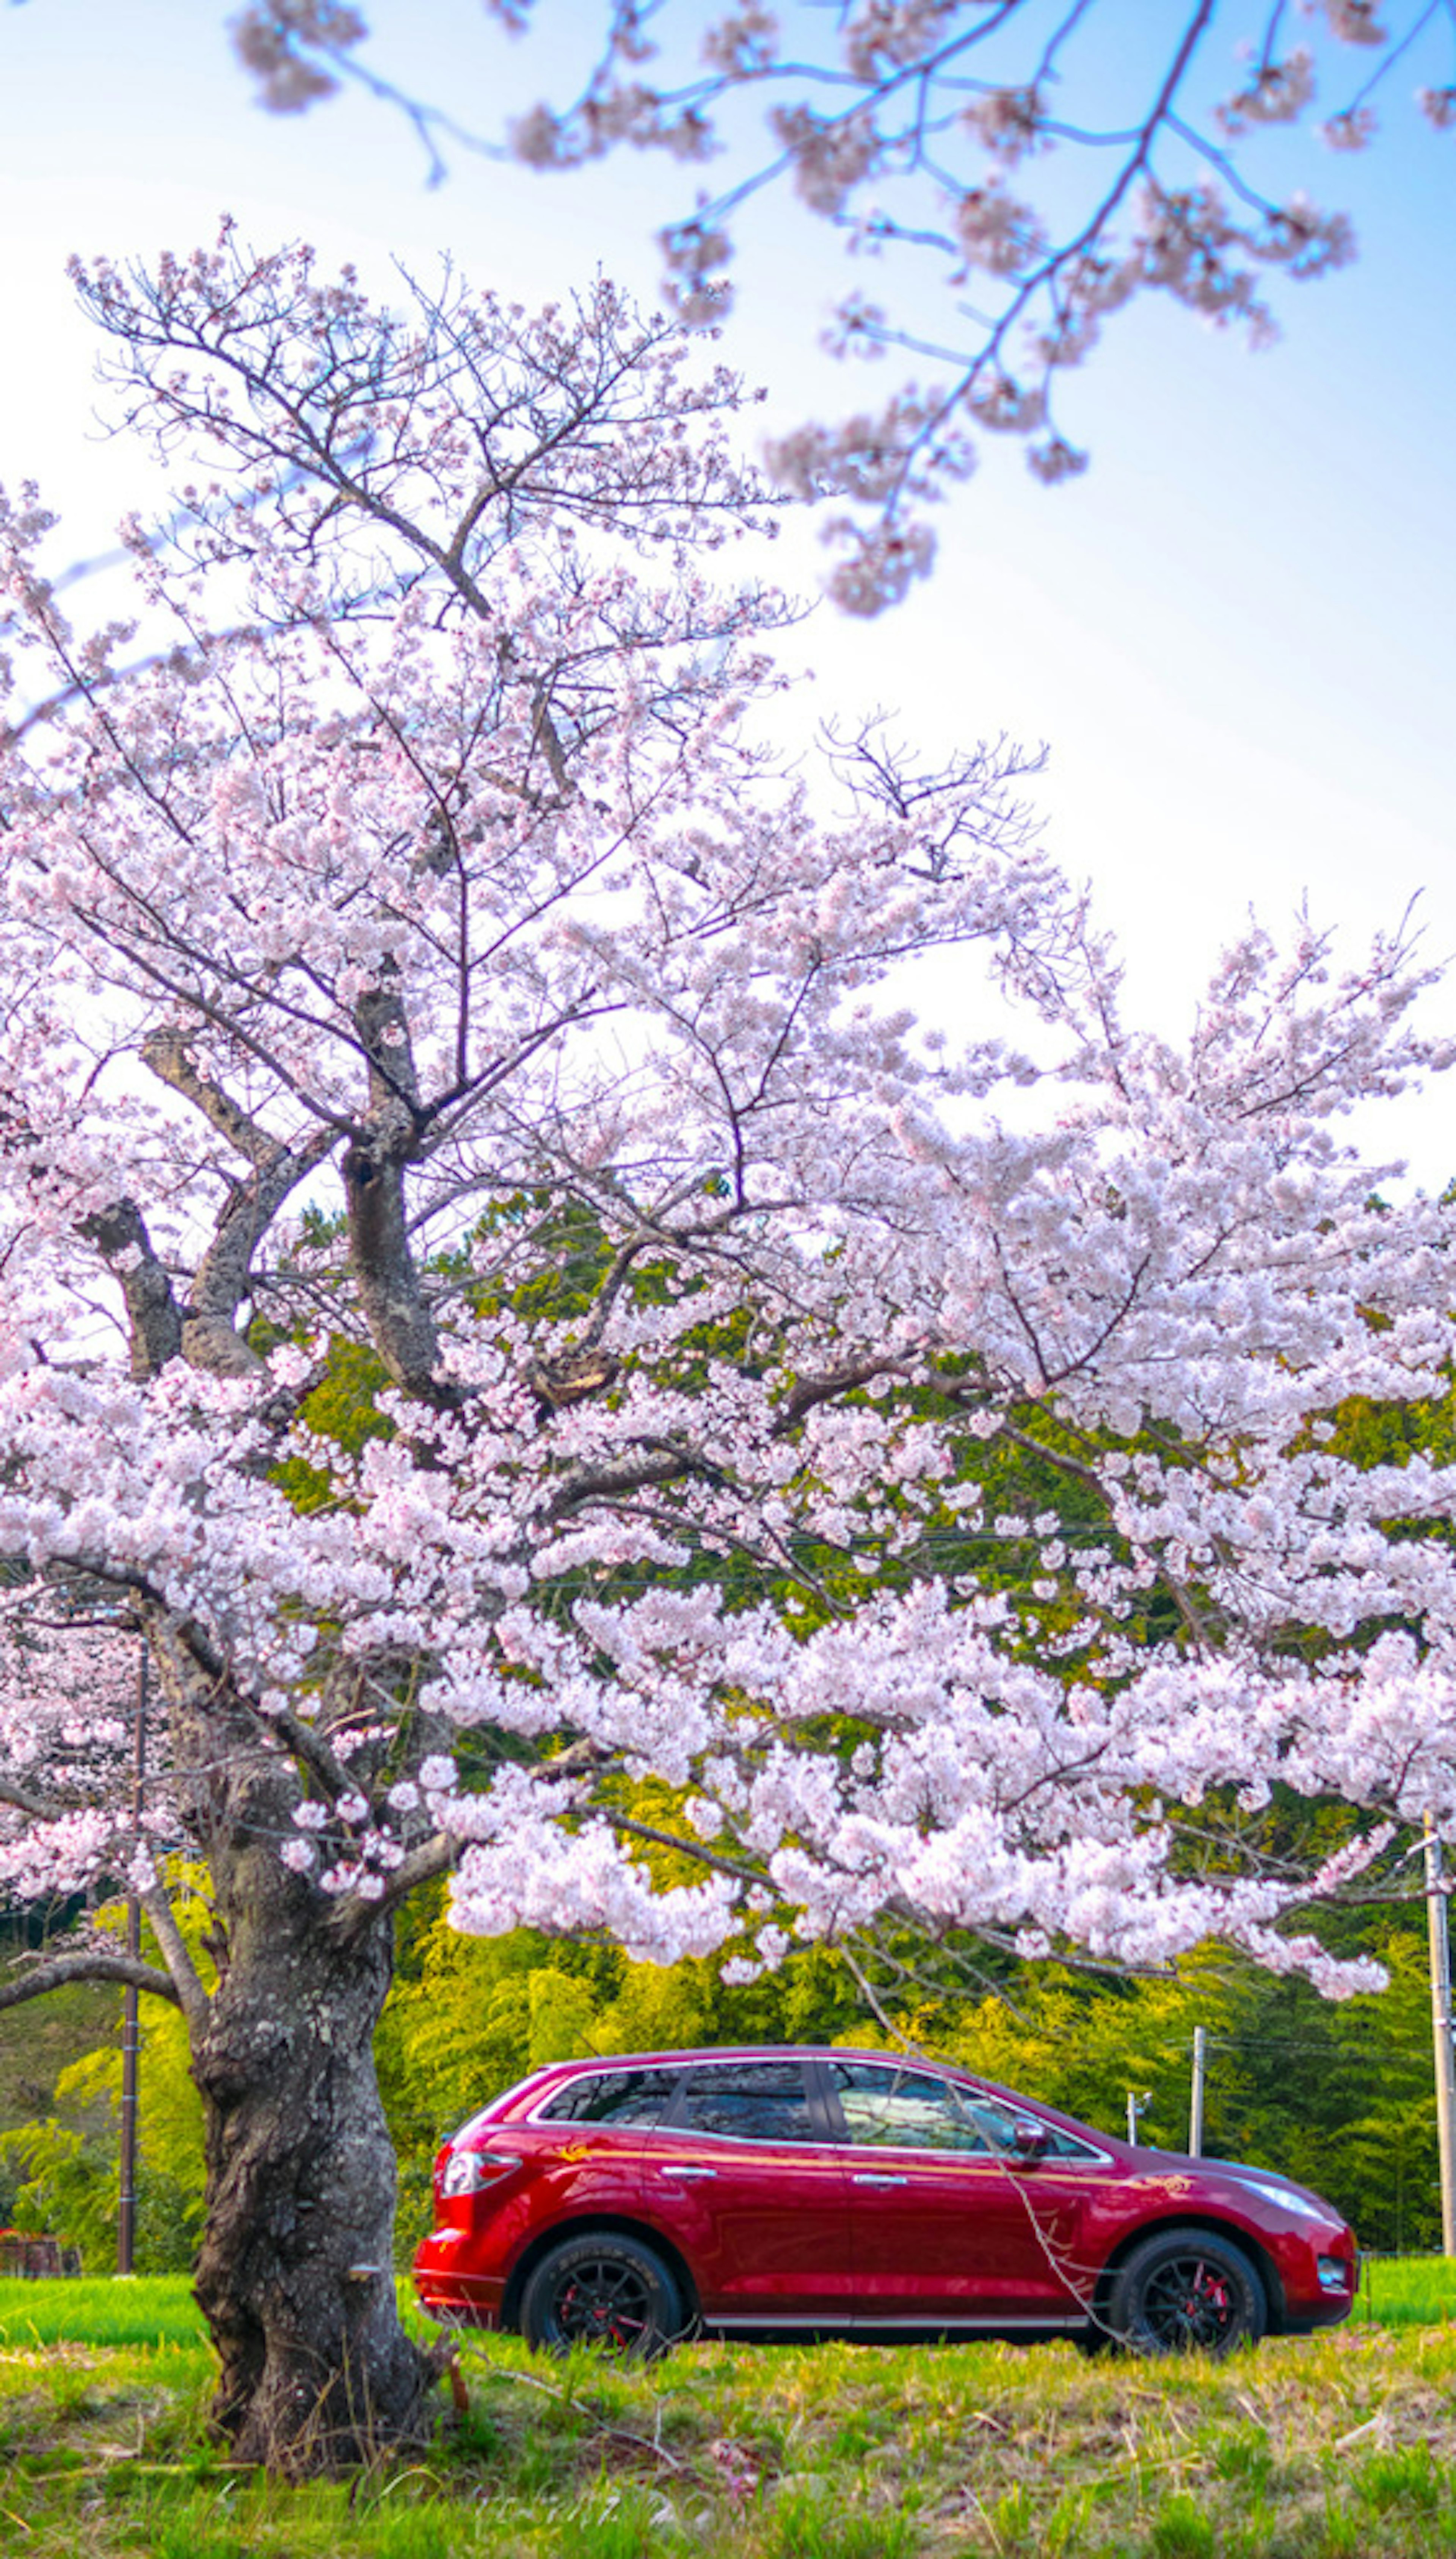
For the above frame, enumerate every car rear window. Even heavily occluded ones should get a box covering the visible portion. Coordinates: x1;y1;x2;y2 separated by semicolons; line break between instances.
672;2061;819;2143
829;2061;992;2153
537;2068;678;2126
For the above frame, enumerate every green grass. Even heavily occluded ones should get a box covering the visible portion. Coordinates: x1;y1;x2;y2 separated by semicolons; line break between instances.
0;2273;205;2349
1355;2255;1456;2329
0;2272;1454;2556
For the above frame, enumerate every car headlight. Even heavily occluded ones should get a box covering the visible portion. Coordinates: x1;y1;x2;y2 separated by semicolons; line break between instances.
1233;2177;1336;2225
441;2149;520;2197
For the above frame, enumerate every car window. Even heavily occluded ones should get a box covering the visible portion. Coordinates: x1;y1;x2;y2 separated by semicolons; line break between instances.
964;2093;1103;2159
963;2094;1022;2151
829;2062;992;2154
1034;2124;1106;2161
672;2061;819;2143
538;2068;678;2126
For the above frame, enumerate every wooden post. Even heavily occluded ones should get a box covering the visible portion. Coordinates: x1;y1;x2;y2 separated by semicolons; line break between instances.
1189;2024;1207;2157
117;1643;147;2277
1426;1820;1456;2258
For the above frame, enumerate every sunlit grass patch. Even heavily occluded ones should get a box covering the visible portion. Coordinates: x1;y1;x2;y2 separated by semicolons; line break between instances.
1146;2493;1216;2559
1354;2438;1450;2515
3;2272;1456;2556
0;2273;205;2349
1355;2256;1456;2330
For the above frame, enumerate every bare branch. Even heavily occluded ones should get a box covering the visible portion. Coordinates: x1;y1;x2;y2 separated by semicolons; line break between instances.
0;1951;181;2014
140;1884;211;2026
141;1029;338;1376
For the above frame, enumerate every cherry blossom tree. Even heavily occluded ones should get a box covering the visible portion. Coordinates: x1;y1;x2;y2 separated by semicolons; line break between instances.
2;232;1456;2470
222;0;1456;610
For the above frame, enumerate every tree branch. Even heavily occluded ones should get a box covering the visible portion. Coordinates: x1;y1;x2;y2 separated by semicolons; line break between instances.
140;1884;211;2026
338;1828;458;1932
0;1952;181;2014
141;1029;337;1376
79;1196;184;1379
0;1773;72;1821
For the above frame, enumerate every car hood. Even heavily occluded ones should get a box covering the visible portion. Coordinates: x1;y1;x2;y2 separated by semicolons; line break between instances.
1133;2147;1341;2220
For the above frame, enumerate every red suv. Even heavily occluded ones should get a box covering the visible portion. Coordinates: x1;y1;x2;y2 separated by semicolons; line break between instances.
412;2045;1356;2357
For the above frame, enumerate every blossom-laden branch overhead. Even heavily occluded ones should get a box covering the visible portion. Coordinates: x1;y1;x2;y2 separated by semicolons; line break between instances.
223;0;1454;609
1;237;1455;2466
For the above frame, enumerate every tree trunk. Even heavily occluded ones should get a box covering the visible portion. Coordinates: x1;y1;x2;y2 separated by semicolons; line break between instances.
190;1873;438;2474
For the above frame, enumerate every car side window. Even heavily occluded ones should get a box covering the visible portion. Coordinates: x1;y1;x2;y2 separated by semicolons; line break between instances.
1033;2124;1105;2162
538;2068;678;2126
829;2062;992;2154
672;2061;820;2143
965;2095;1021;2151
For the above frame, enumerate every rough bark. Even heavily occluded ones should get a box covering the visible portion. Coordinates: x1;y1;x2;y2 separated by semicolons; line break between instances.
189;1850;437;2473
78;1197;184;1378
341;977;445;1400
149;1616;439;2474
140;1029;338;1379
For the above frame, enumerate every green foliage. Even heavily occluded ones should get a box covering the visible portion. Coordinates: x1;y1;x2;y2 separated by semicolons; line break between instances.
0;2103;200;2274
895;1924;1443;2253
270;1333;395;1512
378;1892;862;2251
1354;2441;1448;2515
0;1870;212;2271
0;2272;207;2346
1355;2257;1456;2327
768;2495;913;2558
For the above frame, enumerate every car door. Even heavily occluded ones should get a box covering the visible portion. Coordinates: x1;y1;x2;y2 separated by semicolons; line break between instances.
634;2057;853;2324
826;2060;1090;2330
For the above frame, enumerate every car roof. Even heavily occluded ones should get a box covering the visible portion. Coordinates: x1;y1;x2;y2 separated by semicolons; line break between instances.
482;2044;1126;2149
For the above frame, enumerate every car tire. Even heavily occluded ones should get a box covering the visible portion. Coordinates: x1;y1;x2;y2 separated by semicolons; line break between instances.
1106;2225;1265;2357
519;2232;684;2360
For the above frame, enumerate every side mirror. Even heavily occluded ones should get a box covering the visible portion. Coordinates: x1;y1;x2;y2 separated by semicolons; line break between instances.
1011;2119;1048;2164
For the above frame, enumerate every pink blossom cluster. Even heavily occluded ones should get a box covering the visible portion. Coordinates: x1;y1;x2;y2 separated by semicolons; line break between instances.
219;1;1456;613
1;243;1454;2011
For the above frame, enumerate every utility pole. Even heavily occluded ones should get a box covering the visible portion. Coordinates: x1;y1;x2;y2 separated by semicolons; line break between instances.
117;1643;147;2278
1426;1819;1456;2257
1189;2025;1207;2158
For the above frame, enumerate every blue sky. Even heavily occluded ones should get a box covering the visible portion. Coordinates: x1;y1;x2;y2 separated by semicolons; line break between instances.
2;0;1452;1176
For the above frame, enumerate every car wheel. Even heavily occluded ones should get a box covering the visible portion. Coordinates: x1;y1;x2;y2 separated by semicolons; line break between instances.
1106;2225;1265;2357
519;2233;684;2360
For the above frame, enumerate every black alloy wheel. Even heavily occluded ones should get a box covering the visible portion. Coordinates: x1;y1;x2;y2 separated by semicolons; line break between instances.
1106;2224;1266;2357
519;2232;683;2359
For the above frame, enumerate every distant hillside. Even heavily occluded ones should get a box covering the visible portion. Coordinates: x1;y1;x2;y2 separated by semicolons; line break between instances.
0;1980;119;2134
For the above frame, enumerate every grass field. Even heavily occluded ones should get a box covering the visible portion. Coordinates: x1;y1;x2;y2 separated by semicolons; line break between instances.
2;2273;1456;2556
1355;2256;1456;2329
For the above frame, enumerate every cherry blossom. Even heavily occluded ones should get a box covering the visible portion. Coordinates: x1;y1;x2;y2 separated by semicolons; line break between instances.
212;2;1456;608
1;237;1454;2465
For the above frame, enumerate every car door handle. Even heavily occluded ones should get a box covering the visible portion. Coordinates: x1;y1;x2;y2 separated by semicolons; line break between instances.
657;2165;717;2179
851;2173;908;2187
